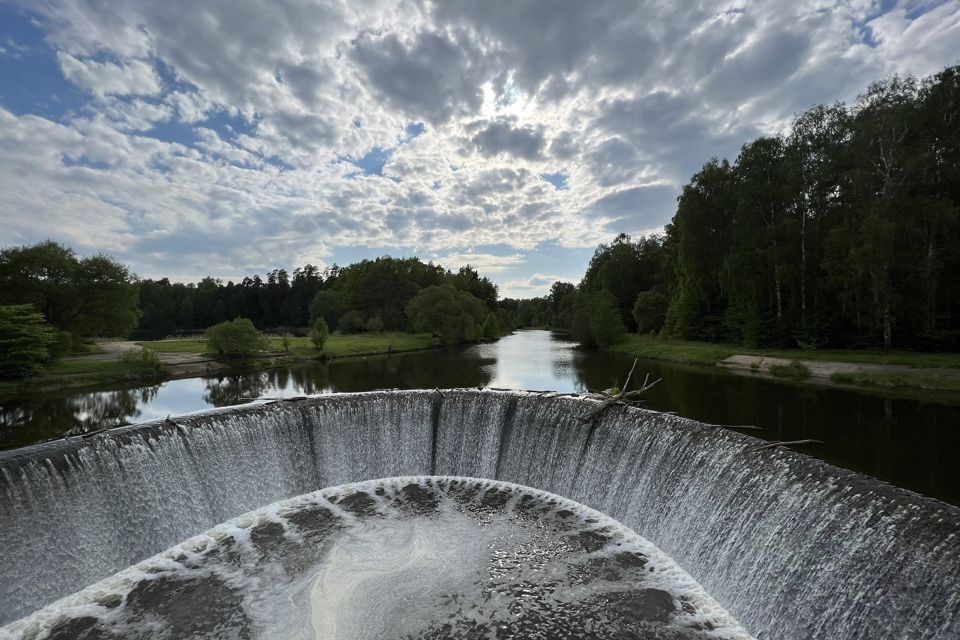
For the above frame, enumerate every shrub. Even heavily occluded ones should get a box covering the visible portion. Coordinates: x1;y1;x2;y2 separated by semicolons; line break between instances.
769;360;811;381
118;348;165;379
205;318;267;357
281;333;292;353
309;318;329;350
0;305;57;379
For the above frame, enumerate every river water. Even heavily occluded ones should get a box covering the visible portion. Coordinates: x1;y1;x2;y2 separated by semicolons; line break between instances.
2;329;958;504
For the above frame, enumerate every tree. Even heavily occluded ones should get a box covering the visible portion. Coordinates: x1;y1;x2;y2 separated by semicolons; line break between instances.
309;318;329;350
205;318;267;357
571;291;626;348
405;285;487;344
338;310;366;334
309;290;347;328
365;316;384;333
0;305;57;379
481;312;502;339
0;241;140;339
633;290;669;334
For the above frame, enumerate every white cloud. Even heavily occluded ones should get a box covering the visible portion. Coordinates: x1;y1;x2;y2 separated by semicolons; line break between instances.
2;0;959;286
56;52;162;97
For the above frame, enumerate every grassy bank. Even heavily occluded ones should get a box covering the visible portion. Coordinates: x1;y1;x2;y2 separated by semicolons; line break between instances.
611;334;960;369
0;333;439;401
609;334;960;396
139;332;437;359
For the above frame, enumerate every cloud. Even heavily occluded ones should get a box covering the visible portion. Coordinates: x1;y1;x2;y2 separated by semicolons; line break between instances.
1;0;959;290
56;53;161;97
470;119;546;160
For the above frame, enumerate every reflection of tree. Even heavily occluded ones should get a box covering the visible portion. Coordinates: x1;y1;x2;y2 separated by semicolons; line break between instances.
202;374;272;406
0;384;161;449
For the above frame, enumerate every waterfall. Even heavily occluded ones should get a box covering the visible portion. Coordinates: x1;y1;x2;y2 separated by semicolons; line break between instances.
1;390;958;639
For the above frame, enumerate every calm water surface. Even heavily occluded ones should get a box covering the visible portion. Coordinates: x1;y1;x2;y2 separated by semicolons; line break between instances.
2;330;958;504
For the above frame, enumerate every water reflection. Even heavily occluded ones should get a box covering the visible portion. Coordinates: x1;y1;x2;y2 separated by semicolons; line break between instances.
1;330;958;505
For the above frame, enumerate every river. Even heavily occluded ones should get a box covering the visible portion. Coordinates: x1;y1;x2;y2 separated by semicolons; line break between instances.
2;329;958;504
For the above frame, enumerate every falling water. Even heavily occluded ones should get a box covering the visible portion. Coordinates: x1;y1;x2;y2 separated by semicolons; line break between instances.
1;391;958;639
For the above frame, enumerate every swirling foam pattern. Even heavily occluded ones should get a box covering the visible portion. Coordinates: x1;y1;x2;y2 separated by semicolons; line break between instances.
1;477;751;640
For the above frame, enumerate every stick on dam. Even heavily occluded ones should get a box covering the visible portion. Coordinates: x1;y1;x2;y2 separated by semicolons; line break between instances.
1;390;958;639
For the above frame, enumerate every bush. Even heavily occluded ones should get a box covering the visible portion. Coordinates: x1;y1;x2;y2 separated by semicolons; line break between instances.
309;318;329;350
0;305;57;379
118;348;164;379
633;290;669;334
205;318;267;357
769;360;811;381
365;316;384;333
338;310;366;334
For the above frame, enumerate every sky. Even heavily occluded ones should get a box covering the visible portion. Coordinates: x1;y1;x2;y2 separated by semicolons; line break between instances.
0;1;958;298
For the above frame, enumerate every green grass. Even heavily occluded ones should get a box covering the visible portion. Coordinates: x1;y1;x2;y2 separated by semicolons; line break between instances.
140;332;436;358
611;334;960;369
610;335;741;366
830;372;960;393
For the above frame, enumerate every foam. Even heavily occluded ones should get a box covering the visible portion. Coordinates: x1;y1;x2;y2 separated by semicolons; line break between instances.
1;476;752;640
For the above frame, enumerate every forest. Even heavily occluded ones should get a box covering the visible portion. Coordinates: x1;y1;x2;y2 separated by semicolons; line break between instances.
534;64;960;350
2;64;958;374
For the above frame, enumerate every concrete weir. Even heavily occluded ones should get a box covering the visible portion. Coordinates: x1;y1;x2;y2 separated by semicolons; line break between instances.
1;390;958;638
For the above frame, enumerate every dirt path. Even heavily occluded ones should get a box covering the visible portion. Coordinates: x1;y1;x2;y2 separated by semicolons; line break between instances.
66;341;229;377
719;354;960;381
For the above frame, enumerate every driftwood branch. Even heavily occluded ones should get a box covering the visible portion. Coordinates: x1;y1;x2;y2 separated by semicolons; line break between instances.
578;358;661;424
745;439;824;453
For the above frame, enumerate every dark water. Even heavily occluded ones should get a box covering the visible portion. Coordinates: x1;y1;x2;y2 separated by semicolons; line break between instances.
2;330;958;504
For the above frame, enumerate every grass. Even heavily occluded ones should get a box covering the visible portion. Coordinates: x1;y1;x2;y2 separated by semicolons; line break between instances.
830;372;960;393
611;334;960;369
139;332;436;358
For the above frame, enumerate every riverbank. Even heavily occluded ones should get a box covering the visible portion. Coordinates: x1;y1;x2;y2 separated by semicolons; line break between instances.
609;335;960;397
0;333;439;401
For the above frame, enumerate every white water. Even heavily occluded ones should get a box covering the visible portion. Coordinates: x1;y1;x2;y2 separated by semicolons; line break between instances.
1;390;958;639
2;477;751;640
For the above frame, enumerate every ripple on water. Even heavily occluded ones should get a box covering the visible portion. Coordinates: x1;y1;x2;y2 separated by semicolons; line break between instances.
1;477;753;640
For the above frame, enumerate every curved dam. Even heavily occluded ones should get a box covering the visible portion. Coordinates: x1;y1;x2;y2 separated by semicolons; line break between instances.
1;390;958;639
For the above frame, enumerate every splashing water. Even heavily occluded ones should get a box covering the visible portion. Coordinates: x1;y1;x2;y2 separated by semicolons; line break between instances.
1;477;751;640
1;391;958;639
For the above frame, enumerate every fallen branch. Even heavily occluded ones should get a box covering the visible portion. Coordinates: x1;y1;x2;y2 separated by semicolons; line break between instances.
577;359;661;424
745;439;824;453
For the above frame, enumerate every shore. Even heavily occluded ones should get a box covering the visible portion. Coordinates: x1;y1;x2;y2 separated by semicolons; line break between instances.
609;335;960;397
0;333;439;400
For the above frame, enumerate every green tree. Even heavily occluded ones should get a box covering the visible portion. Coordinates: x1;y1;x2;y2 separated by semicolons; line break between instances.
309;318;329;350
0;305;57;379
338;310;366;334
205;318;267;357
481;312;502;339
365;316;385;333
633;290;669;334
0;241;140;339
571;291;626;348
308;290;347;329
405;285;487;344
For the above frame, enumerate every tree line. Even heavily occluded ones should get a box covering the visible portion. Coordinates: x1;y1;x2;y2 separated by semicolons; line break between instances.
0;244;516;378
521;64;960;350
